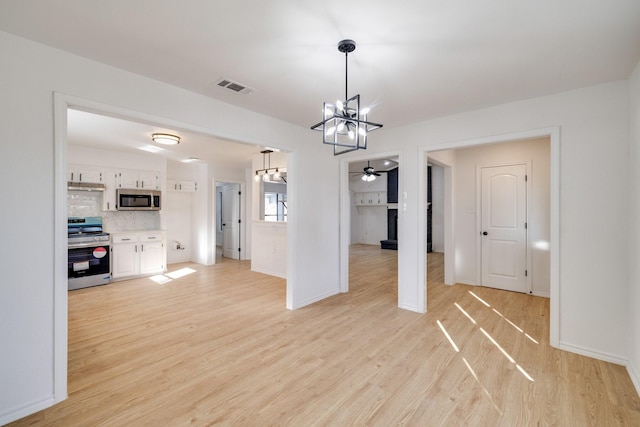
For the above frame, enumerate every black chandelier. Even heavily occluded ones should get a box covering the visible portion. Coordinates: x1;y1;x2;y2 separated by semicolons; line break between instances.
311;39;383;155
254;149;283;182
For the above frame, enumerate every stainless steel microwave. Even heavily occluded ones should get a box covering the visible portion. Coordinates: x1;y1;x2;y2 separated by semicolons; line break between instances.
116;189;161;211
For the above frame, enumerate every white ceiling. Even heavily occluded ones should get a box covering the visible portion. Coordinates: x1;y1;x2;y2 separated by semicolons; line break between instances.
2;1;640;165
66;109;260;169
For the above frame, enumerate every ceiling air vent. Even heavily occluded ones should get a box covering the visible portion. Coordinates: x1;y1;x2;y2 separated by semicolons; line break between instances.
215;78;254;95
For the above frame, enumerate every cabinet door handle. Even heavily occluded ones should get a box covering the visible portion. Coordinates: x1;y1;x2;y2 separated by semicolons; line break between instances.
135;245;137;252
141;244;144;252
121;238;131;241
79;173;82;181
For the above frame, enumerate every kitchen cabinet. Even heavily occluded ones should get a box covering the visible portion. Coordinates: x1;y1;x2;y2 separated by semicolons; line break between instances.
117;169;160;190
102;169;118;211
167;178;197;192
68;165;103;183
111;231;165;279
355;191;387;206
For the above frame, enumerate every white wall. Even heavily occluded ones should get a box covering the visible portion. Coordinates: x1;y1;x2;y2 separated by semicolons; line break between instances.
0;30;340;424
381;80;629;363
350;174;388;245
251;221;287;278
450;138;550;296
628;60;640;394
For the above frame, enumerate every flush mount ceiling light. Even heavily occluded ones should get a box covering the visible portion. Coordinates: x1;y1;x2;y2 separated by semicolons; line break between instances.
254;150;285;182
151;133;180;145
311;39;383;156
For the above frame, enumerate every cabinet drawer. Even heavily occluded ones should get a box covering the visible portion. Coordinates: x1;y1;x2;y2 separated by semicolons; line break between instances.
112;234;138;244
140;233;163;242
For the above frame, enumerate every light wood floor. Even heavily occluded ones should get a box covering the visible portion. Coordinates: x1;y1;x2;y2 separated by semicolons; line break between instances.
9;245;640;426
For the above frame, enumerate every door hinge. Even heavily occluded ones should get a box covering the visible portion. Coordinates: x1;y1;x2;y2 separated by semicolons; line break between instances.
525;222;527;229
525;270;528;277
238;219;241;224
525;175;528;182
238;247;241;252
238;191;242;195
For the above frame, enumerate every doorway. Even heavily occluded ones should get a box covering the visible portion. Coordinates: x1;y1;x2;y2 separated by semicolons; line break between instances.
216;181;242;260
342;153;400;302
480;163;528;293
425;134;553;318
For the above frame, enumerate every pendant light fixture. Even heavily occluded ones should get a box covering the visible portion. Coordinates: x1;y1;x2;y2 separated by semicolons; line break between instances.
254;149;284;182
311;39;383;155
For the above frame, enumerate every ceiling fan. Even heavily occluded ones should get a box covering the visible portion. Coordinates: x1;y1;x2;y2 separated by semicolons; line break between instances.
352;160;385;182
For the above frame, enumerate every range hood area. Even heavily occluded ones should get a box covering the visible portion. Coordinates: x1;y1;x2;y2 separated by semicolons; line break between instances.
68;181;106;191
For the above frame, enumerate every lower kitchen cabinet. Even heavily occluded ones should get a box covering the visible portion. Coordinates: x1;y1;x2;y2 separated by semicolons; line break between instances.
111;231;166;279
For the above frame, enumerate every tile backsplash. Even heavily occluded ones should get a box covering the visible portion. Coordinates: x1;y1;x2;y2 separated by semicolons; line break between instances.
67;191;160;231
103;211;160;231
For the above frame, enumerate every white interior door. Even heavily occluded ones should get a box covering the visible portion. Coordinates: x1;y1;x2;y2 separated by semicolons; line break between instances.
222;184;240;259
481;164;528;293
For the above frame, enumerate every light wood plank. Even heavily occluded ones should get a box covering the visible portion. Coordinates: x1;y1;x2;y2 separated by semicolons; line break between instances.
8;246;640;426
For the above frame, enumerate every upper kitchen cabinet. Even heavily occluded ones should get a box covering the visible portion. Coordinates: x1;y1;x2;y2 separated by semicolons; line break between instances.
167;178;197;192
68;165;103;183
117;169;160;190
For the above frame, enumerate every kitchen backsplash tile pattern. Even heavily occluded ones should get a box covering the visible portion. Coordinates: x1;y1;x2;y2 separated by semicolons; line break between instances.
103;211;160;231
68;191;101;217
67;191;160;230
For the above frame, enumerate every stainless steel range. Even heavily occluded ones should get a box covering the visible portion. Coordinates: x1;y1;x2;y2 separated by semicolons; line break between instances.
68;216;111;290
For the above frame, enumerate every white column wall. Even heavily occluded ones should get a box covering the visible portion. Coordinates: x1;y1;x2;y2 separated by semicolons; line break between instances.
628;60;640;394
0;30;340;424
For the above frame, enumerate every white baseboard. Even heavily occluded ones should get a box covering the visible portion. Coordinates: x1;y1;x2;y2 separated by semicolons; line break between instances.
559;341;628;366
531;290;550;298
0;396;55;426
294;289;340;309
250;266;286;279
628;362;640;398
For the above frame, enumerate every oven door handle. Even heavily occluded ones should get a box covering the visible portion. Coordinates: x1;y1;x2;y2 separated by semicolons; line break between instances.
68;242;110;249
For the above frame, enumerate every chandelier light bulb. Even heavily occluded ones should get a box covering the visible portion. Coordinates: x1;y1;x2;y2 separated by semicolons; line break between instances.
337;122;345;132
336;100;344;112
360;107;370;115
273;169;281;180
254;172;260;182
348;129;355;140
326;126;336;136
262;172;269;182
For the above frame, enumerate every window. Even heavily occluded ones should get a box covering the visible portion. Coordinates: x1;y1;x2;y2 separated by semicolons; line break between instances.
264;192;287;222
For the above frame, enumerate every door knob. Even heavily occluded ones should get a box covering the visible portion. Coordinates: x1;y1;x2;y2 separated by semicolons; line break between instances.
482;231;488;236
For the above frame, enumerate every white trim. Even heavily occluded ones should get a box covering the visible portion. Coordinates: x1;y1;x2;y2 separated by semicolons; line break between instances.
628;362;640;398
531;291;550;298
251;266;287;279
0;397;56;426
421;126;560;349
285;151;297;309
559;342;628;366
53;93;69;406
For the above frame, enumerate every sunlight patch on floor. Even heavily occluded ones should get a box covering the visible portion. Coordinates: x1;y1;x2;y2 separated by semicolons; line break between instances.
148;267;198;284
